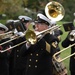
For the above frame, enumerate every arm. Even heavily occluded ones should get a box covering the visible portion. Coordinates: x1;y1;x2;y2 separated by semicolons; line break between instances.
62;33;72;48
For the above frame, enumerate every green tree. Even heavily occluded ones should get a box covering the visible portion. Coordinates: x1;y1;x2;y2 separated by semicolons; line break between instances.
0;0;75;21
0;0;25;19
62;0;75;21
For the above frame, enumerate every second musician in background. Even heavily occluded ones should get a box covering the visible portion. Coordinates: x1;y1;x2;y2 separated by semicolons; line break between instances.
9;16;32;75
62;23;75;75
0;23;13;75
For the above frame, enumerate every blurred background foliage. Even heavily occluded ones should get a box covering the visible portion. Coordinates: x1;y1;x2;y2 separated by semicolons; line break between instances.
0;0;75;22
0;0;74;75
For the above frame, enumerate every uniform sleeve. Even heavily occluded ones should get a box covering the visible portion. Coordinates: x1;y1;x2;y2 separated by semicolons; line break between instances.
47;34;60;55
62;33;71;48
59;30;63;35
38;33;58;53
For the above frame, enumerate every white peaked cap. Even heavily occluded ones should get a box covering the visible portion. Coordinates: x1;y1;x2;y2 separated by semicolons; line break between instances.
6;20;14;23
0;23;8;31
50;20;56;25
37;13;51;25
18;15;32;21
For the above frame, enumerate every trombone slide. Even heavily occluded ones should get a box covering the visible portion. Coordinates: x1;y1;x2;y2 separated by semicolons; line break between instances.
53;43;75;62
25;25;61;45
0;41;26;53
0;25;61;51
36;25;61;36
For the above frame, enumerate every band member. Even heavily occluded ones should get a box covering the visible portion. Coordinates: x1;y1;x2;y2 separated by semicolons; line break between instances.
5;20;15;31
62;22;75;75
0;23;13;75
49;20;66;75
9;16;33;75
20;13;59;75
18;15;33;30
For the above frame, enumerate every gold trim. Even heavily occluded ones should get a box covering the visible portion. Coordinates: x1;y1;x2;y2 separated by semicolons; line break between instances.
46;42;51;53
57;35;61;41
52;42;57;48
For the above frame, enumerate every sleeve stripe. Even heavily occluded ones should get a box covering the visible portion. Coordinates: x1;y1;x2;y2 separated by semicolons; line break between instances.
46;41;51;53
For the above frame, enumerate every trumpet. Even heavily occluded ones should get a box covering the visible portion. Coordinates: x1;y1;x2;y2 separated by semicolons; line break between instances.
69;30;75;41
53;43;75;62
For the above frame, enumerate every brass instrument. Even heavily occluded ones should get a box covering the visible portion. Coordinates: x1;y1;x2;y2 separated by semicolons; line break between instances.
69;30;75;41
2;1;65;51
45;1;65;21
0;40;27;53
52;56;67;75
25;25;61;45
0;23;34;46
45;1;67;75
0;29;25;46
0;25;61;53
0;31;13;40
0;35;22;46
53;43;75;63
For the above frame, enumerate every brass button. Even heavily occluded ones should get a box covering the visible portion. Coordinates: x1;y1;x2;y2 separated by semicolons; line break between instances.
74;57;75;59
35;65;37;68
29;65;31;67
36;54;39;56
17;55;19;57
41;48;43;50
36;60;38;62
17;50;19;52
29;59;32;61
30;53;33;56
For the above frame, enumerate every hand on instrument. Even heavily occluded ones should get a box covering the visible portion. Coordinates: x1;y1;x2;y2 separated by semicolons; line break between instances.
14;28;18;33
26;42;31;49
68;30;75;41
16;32;24;37
14;28;24;37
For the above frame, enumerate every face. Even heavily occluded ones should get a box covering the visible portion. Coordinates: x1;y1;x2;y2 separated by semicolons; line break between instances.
35;23;48;32
0;28;5;34
0;31;5;34
21;18;25;22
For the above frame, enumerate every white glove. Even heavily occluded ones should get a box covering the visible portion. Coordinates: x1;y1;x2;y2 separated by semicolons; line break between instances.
26;42;31;49
17;32;25;37
69;30;75;41
14;28;18;36
14;29;24;37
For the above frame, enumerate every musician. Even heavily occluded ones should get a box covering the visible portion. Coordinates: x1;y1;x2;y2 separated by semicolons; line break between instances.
20;13;59;75
49;20;65;75
10;16;33;75
62;23;75;75
18;15;32;30
0;23;13;75
5;20;15;32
